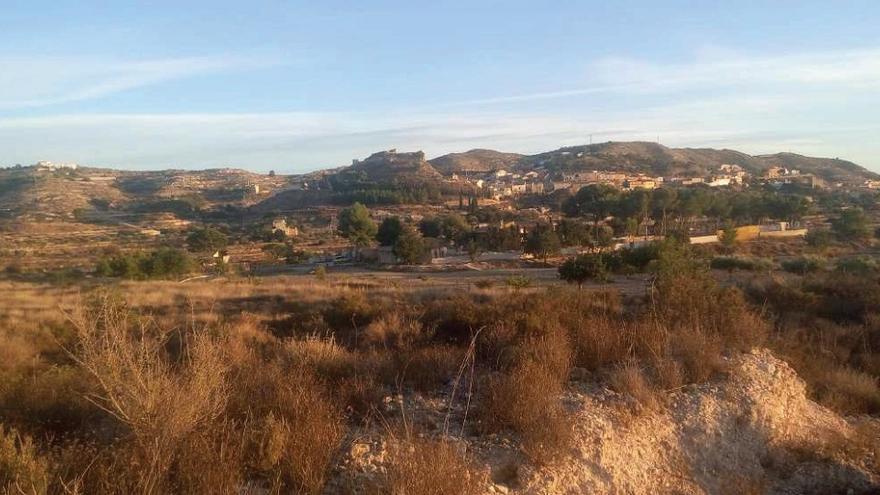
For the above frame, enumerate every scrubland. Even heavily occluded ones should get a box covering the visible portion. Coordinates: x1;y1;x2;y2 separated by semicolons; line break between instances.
1;244;878;494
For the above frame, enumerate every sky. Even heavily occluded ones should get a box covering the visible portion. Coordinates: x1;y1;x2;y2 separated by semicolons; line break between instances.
2;0;880;173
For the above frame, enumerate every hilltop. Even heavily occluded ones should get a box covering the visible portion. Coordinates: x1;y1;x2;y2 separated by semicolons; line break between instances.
429;149;524;174
340;150;442;182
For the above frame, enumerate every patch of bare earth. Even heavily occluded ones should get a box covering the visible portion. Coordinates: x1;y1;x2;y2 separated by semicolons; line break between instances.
330;349;878;494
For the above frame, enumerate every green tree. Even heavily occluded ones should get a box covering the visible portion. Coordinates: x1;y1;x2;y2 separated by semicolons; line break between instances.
557;219;591;247
141;247;198;279
558;254;610;288
831;208;871;241
587;225;615;252
440;213;470;242
524;223;561;263
419;213;470;243
418;217;442;238
186;227;228;253
563;184;620;223
338;202;377;247
393;226;427;264
376;216;405;246
650;188;679;236
719;223;738;250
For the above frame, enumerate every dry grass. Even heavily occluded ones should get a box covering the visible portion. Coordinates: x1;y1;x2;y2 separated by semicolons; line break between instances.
0;252;876;492
818;368;880;415
383;435;487;495
66;296;230;494
0;425;49;495
227;359;345;494
363;311;427;349
609;361;661;413
480;361;572;463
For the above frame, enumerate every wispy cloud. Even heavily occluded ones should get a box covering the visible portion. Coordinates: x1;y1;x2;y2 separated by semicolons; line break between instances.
0;55;276;109
1;46;878;172
2;94;877;172
450;47;880;106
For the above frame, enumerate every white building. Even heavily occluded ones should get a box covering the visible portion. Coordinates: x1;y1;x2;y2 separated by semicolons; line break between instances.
35;161;78;171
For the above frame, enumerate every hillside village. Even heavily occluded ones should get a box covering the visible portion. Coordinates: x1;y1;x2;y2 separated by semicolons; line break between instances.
1;141;879;275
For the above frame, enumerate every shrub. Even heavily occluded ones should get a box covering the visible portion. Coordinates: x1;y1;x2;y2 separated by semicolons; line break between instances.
835;256;880;275
609;361;660;413
504;274;532;291
363;312;427;349
383;436;487;495
558;254;610;288
68;298;229;494
3;264;22;276
186;226;228;253
617;242;661;272
321;292;385;340
781;256;825;275
95;248;197;280
805;228;833;249
480;360;571;463
831;207;871;240
0;426;49;495
228;357;345;494
388;346;464;392
473;279;494;290
172;421;245;494
818;367;880;415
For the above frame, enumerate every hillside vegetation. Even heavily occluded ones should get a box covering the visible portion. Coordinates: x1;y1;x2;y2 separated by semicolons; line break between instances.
0;241;878;494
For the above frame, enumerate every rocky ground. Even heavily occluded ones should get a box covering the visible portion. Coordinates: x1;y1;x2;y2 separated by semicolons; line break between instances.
329;349;879;494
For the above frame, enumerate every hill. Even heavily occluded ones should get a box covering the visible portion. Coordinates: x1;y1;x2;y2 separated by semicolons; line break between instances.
522;142;764;177
520;142;878;182
429;149;524;174
339;150;441;182
755;152;876;184
3;143;876;220
0;165;289;221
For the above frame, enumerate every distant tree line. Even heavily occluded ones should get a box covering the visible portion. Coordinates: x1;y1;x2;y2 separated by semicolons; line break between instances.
95;248;197;280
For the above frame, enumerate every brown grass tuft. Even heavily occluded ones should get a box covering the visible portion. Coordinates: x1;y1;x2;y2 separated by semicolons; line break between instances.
480;360;571;463
0;425;49;495
609;361;661;413
383;435;487;495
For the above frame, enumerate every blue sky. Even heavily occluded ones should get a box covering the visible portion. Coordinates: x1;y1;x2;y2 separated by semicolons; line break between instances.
2;0;879;173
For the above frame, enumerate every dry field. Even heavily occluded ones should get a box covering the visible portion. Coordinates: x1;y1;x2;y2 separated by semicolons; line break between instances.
1;246;879;494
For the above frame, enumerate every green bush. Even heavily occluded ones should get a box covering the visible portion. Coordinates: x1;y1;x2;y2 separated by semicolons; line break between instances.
186;227;228;253
95;248;197;280
618;242;661;271
781;256;825;274
505;274;533;290
835;256;880;275
805;228;833;249
558;254;610;288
